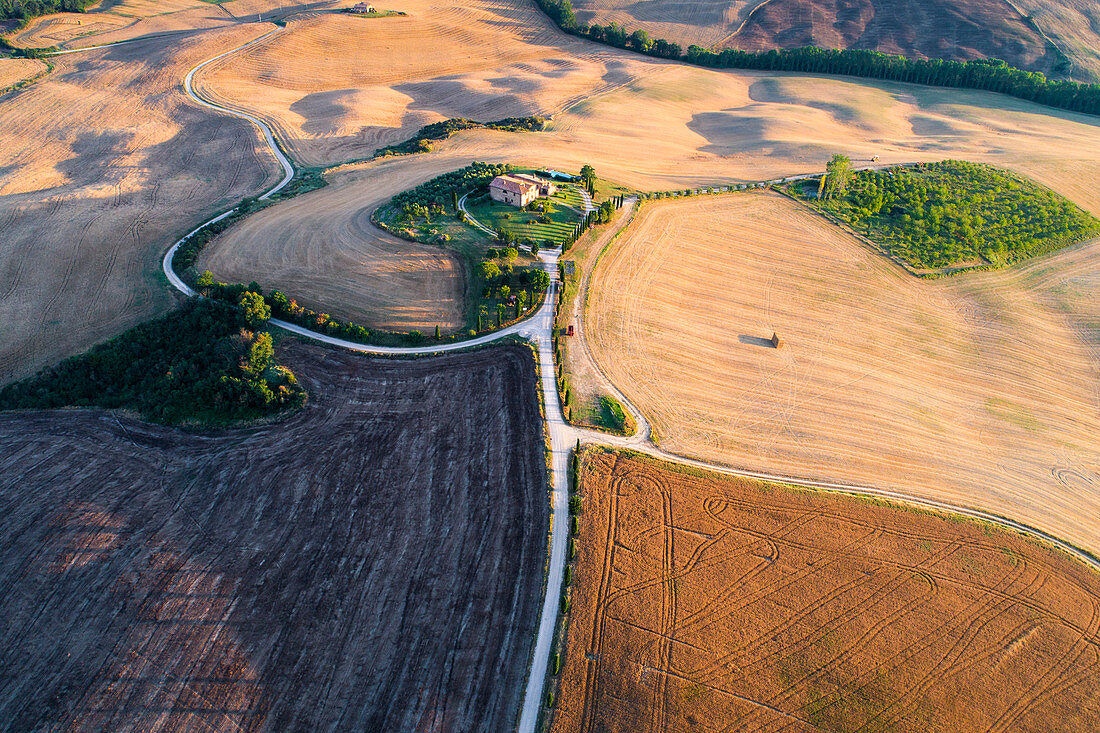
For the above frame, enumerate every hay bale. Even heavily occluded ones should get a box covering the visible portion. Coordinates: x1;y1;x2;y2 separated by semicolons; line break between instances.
770;332;784;349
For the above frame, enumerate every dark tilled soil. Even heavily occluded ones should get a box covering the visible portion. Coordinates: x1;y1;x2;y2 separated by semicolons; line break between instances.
0;341;549;732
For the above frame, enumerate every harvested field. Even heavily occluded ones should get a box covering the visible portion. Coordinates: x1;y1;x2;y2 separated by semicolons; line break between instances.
586;192;1100;557
0;340;548;731
0;26;279;384
6;0;305;50
552;448;1100;732
199;28;1100;333
0;58;46;91
195;152;477;332
194;0;626;166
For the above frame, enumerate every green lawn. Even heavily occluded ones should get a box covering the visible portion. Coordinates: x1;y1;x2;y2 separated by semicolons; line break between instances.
465;184;584;246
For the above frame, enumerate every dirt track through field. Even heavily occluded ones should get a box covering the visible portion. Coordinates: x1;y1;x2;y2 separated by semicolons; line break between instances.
0;341;548;732
586;191;1100;558
552;449;1100;733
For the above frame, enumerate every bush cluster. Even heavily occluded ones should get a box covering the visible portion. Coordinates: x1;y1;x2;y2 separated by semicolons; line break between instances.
0;298;305;425
812;161;1100;269
373;117;545;159
390;161;509;212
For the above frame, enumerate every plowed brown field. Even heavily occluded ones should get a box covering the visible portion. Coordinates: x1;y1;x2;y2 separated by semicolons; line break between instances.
586;192;1100;557
552;448;1100;733
0;341;548;731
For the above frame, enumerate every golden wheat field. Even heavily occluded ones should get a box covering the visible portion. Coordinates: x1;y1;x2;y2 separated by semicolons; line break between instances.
585;192;1100;557
0;25;280;382
553;448;1100;733
7;0;1100;381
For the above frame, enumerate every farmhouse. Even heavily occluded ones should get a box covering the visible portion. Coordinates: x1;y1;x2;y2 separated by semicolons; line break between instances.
348;2;375;13
490;174;557;208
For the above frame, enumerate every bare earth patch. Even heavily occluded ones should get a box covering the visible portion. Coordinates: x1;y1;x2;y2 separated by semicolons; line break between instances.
586;192;1100;557
0;341;548;731
552;448;1100;732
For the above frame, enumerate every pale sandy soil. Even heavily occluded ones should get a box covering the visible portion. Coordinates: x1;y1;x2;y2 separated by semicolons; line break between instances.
0;25;279;383
586;192;1100;557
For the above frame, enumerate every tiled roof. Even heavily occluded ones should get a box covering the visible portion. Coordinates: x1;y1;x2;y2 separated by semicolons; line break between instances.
490;175;536;195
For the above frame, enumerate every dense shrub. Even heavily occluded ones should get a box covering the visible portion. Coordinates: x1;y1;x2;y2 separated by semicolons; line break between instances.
810;161;1100;269
373;117;545;158
0;299;305;425
390;161;509;211
1;0;90;23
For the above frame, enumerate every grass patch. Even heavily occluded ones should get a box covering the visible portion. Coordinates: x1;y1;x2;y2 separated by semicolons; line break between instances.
0;298;305;426
464;180;584;247
797;161;1100;273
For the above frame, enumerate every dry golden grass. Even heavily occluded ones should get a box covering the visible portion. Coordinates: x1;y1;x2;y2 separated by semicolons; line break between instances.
586;192;1100;557
553;448;1100;733
8;0;1100;383
0;25;280;382
0;58;46;90
194;0;635;166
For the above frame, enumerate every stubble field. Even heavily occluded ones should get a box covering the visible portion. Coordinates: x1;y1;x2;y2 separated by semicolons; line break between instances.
552;449;1100;732
0;340;548;731
0;25;281;383
586;192;1100;557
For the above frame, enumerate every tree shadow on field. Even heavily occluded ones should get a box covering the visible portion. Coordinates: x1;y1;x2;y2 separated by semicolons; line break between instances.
739;334;777;348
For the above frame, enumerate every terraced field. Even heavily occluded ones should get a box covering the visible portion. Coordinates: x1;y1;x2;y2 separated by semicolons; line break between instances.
0;341;548;732
552;448;1100;732
586;191;1100;557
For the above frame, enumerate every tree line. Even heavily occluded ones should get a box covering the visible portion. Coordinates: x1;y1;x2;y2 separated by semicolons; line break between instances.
0;297;305;425
372;117;545;159
534;0;1100;116
1;0;88;23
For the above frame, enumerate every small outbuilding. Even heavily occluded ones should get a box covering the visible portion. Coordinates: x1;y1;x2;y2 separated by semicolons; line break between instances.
770;332;784;349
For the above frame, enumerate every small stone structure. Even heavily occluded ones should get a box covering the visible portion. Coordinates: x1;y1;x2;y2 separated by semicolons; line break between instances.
770;332;784;349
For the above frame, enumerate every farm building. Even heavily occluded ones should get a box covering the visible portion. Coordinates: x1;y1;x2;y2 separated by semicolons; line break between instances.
489;174;556;208
348;2;375;13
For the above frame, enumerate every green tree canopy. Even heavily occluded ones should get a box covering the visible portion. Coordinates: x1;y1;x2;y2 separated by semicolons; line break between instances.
238;291;270;327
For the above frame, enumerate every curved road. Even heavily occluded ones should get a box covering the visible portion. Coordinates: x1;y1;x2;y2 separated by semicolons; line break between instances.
159;28;1100;733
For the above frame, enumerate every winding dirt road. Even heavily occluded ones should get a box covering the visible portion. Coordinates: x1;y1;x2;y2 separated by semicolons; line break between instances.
146;26;1100;733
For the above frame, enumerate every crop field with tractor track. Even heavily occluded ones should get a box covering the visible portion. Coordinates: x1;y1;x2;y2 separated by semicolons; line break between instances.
551;448;1100;733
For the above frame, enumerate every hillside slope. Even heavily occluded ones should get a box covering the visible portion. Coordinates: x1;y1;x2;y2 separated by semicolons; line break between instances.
571;0;1098;80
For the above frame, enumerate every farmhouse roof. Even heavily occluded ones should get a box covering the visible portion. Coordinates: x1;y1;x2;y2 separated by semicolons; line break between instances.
490;175;536;195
